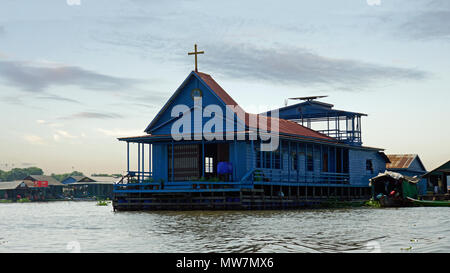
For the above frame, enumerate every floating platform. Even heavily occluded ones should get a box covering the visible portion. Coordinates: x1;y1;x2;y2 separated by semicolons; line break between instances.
112;184;371;211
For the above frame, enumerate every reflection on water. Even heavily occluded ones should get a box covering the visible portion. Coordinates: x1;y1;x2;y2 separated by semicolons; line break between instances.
0;202;448;253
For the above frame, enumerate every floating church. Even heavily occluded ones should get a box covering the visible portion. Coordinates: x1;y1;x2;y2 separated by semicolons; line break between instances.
112;45;389;211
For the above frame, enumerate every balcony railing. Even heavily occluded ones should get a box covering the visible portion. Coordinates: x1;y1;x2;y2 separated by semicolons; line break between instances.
248;168;350;184
317;129;361;144
114;169;350;193
114;171;249;192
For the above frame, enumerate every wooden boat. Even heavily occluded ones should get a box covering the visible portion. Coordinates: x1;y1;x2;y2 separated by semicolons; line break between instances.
406;197;450;207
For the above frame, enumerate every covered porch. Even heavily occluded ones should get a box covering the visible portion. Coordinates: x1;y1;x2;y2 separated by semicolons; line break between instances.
423;160;450;197
116;134;244;192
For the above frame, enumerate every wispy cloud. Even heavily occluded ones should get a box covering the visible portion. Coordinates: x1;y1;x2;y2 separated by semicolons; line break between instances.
36;119;63;128
36;94;80;104
2;96;23;105
377;0;450;41
200;43;428;91
399;9;450;41
23;135;46;145
0;60;140;92
60;111;124;120
55;130;77;139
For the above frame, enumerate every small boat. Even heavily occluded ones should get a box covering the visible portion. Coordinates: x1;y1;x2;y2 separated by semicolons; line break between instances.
370;171;421;207
406;197;450;207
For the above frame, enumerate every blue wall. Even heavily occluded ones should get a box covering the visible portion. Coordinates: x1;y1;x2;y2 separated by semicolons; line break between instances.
349;149;386;186
61;177;77;184
152;143;168;182
387;157;427;195
148;74;243;137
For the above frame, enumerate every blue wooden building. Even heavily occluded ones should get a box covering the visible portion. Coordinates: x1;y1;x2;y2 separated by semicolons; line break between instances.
61;175;115;199
113;70;389;210
422;160;449;196
386;154;428;195
61;175;95;185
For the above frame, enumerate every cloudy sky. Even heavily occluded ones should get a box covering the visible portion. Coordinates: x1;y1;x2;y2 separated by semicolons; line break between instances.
0;0;449;175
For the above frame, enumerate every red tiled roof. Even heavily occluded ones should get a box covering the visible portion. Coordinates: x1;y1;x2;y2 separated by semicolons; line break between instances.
386;154;417;169
195;71;334;141
196;72;240;107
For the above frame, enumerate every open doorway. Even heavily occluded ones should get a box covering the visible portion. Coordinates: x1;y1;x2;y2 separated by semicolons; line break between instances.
168;143;229;181
204;143;229;179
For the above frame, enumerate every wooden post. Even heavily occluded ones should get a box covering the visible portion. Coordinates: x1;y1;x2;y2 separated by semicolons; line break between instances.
138;143;141;182
171;141;174;182
127;142;130;173
233;139;237;181
296;142;299;183
251;140;255;182
149;144;152;176
288;141;291;182
142;142;145;177
202;140;205;178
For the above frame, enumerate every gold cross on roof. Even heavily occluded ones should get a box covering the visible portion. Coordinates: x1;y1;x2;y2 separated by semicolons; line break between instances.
188;44;204;72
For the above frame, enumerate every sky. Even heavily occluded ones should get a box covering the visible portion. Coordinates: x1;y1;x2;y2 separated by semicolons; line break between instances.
0;0;449;175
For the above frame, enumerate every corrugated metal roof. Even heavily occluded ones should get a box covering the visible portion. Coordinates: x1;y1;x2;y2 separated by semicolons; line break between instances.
71;181;115;185
71;176;87;182
91;176;120;183
0;181;27;190
386;154;417;169
23;175;65;186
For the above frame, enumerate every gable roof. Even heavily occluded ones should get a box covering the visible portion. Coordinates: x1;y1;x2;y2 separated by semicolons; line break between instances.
90;176;120;183
199;72;334;140
423;160;450;177
68;175;96;182
124;70;373;144
70;176;86;182
23;175;64;186
167;71;333;141
0;180;27;190
144;71;232;133
386;154;426;171
196;72;240;107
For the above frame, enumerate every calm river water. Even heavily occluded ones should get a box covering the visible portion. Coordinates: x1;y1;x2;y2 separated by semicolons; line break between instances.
0;201;448;253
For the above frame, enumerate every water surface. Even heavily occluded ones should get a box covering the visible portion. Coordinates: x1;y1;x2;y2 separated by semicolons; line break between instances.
0;201;448;253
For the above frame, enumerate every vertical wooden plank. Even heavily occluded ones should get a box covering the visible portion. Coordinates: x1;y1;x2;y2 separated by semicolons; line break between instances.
296;142;299;183
127;141;130;173
251;140;255;170
202;140;205;178
305;143;308;182
288;140;291;182
138;143;141;182
142;142;145;176
171;141;174;182
149;144;152;176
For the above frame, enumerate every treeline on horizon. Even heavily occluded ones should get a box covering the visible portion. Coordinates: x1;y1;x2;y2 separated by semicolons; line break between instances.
0;167;84;182
0;167;122;182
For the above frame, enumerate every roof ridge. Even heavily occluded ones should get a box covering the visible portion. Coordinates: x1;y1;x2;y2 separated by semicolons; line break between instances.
196;72;334;141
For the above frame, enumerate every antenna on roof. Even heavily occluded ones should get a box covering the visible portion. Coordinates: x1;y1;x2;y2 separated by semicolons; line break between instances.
288;95;328;101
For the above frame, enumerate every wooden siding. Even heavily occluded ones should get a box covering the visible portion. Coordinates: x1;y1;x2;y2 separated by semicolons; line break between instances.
348;149;386;186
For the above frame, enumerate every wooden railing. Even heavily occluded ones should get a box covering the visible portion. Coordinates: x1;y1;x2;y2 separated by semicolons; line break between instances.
250;168;350;184
114;169;350;193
